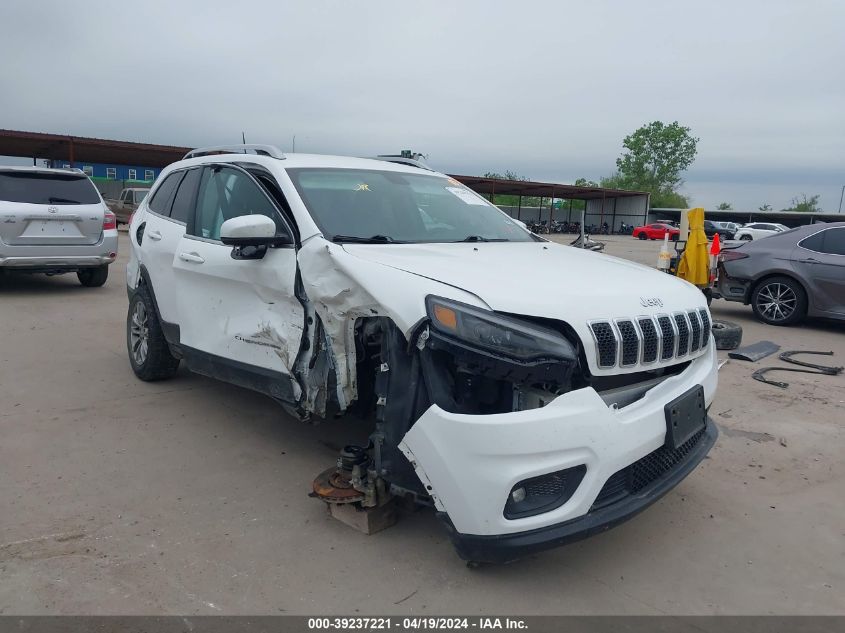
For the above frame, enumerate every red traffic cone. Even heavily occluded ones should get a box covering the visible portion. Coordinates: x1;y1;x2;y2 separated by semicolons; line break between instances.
710;232;721;256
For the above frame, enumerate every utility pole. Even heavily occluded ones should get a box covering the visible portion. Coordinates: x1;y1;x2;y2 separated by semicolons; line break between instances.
839;185;844;214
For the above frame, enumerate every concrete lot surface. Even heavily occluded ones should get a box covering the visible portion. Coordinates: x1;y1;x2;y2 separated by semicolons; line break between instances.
1;233;843;615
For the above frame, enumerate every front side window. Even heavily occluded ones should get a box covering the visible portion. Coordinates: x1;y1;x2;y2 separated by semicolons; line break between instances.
0;171;101;205
193;166;285;241
287;168;533;243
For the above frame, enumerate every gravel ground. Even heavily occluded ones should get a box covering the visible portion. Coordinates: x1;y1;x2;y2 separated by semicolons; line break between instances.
0;232;843;615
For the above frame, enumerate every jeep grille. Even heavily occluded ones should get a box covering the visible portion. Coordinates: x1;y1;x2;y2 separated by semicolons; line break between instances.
588;310;711;369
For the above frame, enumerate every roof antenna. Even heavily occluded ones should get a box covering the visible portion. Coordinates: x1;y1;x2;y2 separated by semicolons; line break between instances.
241;131;246;144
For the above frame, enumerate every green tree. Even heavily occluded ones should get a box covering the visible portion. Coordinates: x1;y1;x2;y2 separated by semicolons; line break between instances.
716;202;733;210
783;194;820;213
758;203;772;211
649;190;690;208
482;171;540;207
616;121;699;193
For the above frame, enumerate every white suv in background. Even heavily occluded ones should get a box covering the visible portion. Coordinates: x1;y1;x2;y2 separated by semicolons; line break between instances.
125;145;718;563
733;222;789;241
0;166;117;286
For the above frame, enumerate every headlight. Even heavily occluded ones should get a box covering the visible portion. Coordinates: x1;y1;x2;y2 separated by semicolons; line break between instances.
425;296;575;361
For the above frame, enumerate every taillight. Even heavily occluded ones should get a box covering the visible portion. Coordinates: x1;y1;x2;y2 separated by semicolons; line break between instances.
720;250;748;262
103;210;117;231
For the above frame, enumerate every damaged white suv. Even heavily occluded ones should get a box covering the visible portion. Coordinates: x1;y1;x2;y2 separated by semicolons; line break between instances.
126;145;718;563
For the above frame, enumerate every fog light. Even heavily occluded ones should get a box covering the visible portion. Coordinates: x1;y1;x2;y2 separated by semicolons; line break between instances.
504;465;587;519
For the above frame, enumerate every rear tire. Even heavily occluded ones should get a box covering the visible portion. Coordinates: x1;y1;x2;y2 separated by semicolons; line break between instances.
127;285;180;381
77;265;109;287
751;276;807;326
711;319;743;350
739;234;753;241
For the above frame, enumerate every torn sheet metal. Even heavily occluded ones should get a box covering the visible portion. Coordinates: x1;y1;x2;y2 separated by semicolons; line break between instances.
295;237;485;417
727;341;781;362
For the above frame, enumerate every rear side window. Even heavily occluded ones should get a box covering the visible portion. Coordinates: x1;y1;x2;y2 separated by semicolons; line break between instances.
148;172;183;215
802;228;845;256
169;169;202;224
0;171;100;205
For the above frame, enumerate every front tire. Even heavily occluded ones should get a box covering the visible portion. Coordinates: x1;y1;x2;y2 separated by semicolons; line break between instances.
77;265;109;287
751;276;807;326
637;232;647;240
127;285;180;380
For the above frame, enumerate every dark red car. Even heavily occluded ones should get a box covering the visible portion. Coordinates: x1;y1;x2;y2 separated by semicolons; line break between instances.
633;223;680;241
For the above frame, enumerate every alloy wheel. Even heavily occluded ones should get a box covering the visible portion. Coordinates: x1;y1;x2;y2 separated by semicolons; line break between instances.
755;283;797;322
130;301;150;365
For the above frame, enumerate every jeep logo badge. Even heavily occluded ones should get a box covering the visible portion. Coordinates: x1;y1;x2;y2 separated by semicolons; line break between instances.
47;206;58;214
640;297;663;308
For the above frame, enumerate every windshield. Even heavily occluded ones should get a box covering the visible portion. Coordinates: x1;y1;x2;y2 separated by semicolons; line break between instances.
287;168;535;243
0;171;101;205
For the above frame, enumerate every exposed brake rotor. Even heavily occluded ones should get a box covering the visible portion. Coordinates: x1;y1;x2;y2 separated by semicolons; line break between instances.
312;467;366;504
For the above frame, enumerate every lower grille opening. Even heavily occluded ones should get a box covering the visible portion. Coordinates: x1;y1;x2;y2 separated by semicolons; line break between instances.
590;426;707;511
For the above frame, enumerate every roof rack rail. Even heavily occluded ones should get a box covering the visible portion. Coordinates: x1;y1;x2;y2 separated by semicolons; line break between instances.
372;155;433;171
183;144;286;161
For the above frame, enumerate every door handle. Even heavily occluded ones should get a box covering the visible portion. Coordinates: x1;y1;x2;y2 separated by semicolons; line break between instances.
797;258;817;264
147;230;162;241
178;252;205;264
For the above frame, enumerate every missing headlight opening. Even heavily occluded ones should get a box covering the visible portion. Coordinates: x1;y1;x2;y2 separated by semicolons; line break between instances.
312;301;585;531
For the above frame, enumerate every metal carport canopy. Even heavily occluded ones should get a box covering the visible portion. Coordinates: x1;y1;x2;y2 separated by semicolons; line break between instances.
0;129;648;204
449;174;647;200
0;129;188;169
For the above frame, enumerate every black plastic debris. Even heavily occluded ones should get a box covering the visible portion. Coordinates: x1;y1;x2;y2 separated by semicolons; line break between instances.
728;341;781;362
752;350;843;389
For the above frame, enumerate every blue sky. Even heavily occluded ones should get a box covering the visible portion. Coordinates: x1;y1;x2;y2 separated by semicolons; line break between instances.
1;0;842;212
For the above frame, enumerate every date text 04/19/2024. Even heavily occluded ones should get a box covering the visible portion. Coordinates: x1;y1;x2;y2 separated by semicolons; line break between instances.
307;617;528;630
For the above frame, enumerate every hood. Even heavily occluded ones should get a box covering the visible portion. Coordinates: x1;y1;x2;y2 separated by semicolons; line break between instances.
342;242;708;374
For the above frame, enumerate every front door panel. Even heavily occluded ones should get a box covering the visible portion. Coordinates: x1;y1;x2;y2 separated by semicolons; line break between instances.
172;237;304;399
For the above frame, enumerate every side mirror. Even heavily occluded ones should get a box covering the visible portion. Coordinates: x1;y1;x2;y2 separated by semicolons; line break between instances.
220;215;292;260
220;215;290;246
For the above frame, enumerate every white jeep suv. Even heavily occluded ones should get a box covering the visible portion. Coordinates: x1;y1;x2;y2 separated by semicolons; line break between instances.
126;145;718;563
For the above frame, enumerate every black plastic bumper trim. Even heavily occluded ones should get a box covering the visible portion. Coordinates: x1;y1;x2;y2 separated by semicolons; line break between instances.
439;418;718;564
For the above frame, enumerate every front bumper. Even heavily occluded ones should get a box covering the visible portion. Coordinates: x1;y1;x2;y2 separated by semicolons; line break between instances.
442;419;717;563
399;341;718;561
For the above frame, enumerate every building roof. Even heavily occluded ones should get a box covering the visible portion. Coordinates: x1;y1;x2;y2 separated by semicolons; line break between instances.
0;129;188;168
1;128;648;201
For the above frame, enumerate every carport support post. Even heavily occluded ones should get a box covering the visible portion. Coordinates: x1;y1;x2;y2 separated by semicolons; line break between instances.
517;195;522;220
68;137;74;168
549;188;555;227
612;197;617;233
